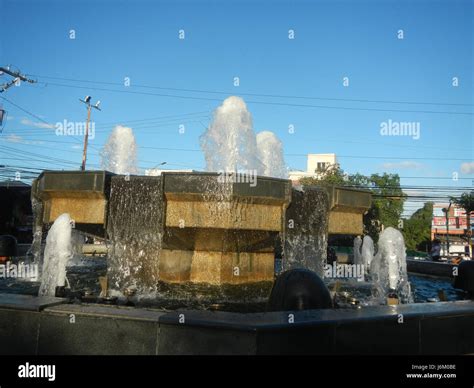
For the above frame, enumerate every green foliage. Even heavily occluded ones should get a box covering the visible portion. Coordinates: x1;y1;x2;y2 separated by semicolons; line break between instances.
402;202;433;251
299;165;406;241
369;173;405;233
299;164;345;187
450;192;474;214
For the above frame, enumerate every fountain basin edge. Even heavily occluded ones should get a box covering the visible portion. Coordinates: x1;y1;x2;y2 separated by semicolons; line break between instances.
1;293;474;355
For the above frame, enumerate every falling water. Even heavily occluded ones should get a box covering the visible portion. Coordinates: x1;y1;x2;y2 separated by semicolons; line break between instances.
38;213;73;297
27;194;43;264
106;175;163;294
370;227;413;303
256;131;287;178
101;125;138;174
282;187;329;277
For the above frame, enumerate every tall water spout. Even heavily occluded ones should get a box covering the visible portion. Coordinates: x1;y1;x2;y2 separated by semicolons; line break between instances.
353;236;363;266
370;227;412;303
200;96;264;174
256;131;287;179
101;125;138;174
361;235;374;276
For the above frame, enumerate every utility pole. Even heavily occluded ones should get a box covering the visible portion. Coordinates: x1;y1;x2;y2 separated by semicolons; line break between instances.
0;66;36;93
442;200;452;257
0;66;36;131
0;105;6;132
79;96;101;171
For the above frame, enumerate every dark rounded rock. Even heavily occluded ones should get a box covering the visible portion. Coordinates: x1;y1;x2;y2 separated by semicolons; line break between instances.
454;260;474;294
0;235;18;257
55;286;66;298
267;268;333;311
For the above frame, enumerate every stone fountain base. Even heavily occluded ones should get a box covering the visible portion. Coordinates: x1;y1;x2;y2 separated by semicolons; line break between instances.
2;293;474;355
32;171;372;304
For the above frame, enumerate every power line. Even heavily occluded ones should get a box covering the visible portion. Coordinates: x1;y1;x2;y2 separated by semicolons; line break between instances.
0;137;201;170
293;154;470;162
0;95;51;125
27;74;474;107
7;136;470;165
0;144;86;167
297;136;473;153
8;114;210;137
93;111;211;128
0;66;36;93
0;96;91;156
34;81;474;116
0;164;45;171
12;125;470;154
5;82;471;157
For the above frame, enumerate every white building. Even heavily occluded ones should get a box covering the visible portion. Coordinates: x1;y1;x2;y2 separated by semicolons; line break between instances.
145;169;195;176
289;153;338;184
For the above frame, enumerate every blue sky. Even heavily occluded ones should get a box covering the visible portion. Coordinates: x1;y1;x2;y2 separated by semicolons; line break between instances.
0;0;472;214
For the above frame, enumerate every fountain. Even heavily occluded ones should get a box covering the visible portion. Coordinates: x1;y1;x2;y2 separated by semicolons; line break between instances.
256;131;287;179
2;101;474;355
31;170;299;304
370;227;413;303
28;166;375;307
4;172;474;355
343;235;374;284
106;175;164;294
100;125;138;175
11;94;474;354
353;235;363;267
282;187;329;277
200;96;265;174
326;229;414;306
38;213;73;297
361;235;374;277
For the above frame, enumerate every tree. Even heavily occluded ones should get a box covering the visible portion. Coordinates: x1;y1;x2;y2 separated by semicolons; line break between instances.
402;202;433;252
299;164;346;187
369;173;405;234
299;165;405;241
451;192;474;257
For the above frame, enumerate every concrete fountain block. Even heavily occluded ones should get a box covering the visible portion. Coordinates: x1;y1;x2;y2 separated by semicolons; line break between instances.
37;304;163;355
0;294;68;355
157;173;290;290
33;170;114;226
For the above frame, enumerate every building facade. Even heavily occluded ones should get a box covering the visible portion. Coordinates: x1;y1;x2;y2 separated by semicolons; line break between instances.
431;202;473;257
289;153;338;185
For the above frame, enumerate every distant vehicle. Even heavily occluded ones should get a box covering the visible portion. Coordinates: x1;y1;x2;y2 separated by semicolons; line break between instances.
440;244;467;257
